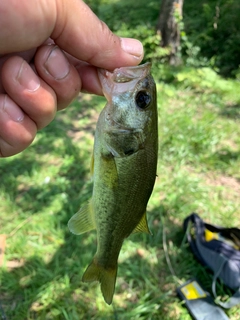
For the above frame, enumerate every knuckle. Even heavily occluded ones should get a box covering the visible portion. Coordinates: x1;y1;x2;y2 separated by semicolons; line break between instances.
0;117;36;157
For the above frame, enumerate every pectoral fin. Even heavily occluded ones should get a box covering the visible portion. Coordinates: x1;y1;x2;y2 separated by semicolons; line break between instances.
68;199;95;235
100;154;119;189
132;211;151;234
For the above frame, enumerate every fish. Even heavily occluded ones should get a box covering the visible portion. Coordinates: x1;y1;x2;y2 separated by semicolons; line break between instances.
68;62;158;305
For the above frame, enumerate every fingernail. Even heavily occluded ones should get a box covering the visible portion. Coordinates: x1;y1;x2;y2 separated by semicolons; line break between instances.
120;38;144;58
44;46;70;80
17;61;40;92
3;95;24;122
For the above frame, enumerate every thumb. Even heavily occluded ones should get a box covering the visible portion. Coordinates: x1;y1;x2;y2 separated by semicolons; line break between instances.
0;0;143;69
53;1;144;69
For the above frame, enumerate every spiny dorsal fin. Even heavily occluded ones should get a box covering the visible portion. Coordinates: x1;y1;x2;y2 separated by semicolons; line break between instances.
132;211;151;234
68;199;95;235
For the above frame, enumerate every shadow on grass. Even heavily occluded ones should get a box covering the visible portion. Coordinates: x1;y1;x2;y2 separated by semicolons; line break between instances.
0;96;101;319
1;197;233;319
116;206;235;319
220;104;240;120
1;188;191;319
214;149;240;164
205;148;240;173
1;92;234;319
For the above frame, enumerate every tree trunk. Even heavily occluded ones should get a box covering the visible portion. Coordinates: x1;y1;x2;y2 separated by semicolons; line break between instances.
156;0;184;65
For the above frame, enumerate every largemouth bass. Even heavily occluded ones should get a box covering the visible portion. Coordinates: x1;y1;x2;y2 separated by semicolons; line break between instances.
68;62;158;305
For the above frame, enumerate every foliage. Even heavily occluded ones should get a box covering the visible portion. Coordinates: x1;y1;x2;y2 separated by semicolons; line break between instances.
86;0;240;77
87;0;170;63
116;24;171;62
183;0;240;76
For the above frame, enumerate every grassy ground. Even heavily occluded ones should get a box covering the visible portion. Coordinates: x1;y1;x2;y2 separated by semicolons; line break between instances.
1;1;240;319
0;64;240;319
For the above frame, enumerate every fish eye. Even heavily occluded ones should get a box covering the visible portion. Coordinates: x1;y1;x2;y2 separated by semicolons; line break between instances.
135;91;151;109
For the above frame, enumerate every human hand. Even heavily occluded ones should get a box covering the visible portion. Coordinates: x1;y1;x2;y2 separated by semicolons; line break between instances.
0;0;143;157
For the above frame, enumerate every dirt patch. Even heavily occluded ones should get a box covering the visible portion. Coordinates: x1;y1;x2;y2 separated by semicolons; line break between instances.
0;234;6;266
67;108;99;143
184;165;240;195
6;259;25;269
205;173;240;194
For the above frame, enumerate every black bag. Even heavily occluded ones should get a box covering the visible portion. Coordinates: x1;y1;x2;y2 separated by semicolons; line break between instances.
183;213;240;308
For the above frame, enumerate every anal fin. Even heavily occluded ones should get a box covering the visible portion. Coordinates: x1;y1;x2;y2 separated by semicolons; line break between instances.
132;211;151;234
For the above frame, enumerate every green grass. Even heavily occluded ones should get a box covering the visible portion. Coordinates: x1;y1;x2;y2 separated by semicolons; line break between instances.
1;0;240;318
0;65;240;319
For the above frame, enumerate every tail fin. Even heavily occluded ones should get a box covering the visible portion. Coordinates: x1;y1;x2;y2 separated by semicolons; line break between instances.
82;258;117;305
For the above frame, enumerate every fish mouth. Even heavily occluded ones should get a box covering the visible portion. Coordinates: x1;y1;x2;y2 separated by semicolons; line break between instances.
98;63;151;99
99;62;151;84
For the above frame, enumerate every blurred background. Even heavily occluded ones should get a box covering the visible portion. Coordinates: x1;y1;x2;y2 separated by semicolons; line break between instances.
0;0;240;319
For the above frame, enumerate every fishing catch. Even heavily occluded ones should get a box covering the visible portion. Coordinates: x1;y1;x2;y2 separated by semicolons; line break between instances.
68;62;158;304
